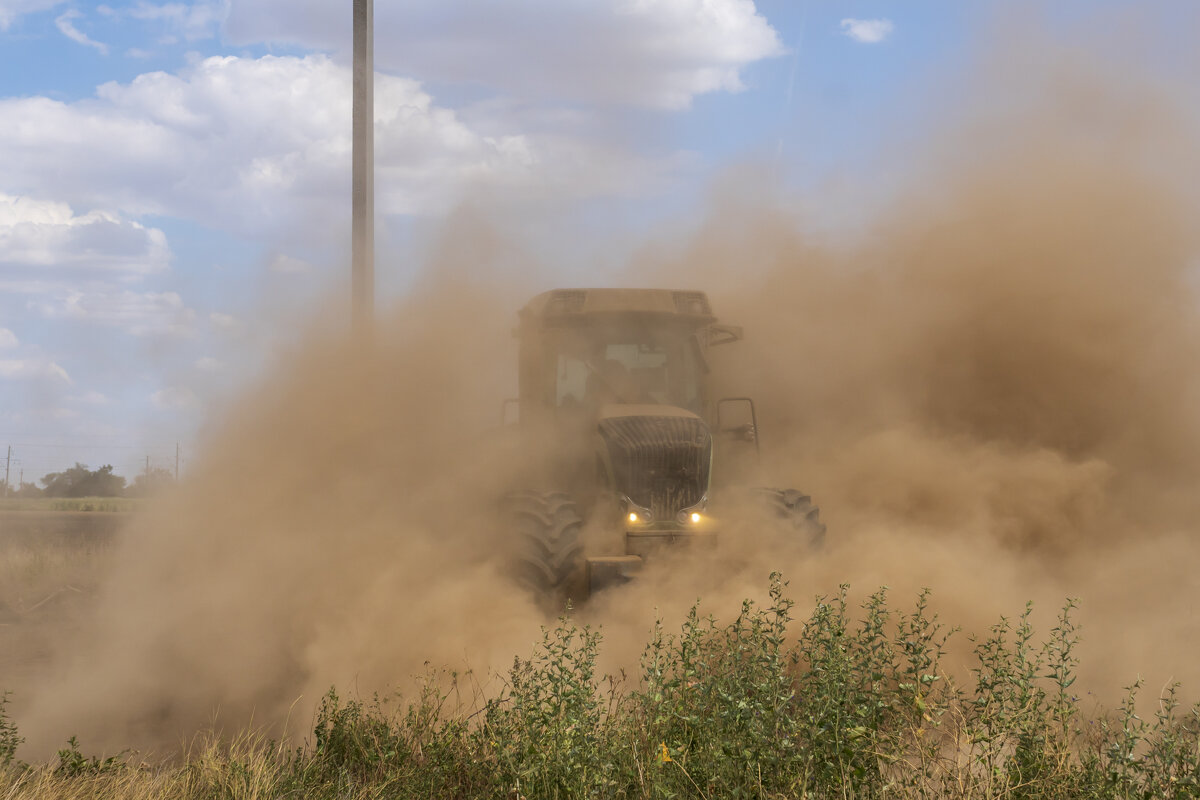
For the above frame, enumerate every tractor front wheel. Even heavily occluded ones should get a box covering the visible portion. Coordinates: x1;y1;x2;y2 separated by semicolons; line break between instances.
504;490;585;609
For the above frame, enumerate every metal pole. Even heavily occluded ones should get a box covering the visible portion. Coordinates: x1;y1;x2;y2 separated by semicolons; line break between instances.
352;0;375;336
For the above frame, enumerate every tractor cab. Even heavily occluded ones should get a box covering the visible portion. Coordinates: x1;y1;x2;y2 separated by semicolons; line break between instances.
515;289;741;428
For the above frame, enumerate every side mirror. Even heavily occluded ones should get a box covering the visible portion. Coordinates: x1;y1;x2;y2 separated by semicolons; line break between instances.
716;397;760;456
708;324;744;347
501;398;519;426
723;422;757;443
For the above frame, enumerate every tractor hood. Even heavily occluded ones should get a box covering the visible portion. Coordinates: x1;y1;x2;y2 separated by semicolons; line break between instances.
595;404;712;523
597;404;703;422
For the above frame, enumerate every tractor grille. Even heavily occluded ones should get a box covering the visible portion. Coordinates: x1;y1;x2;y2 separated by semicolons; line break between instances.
599;415;711;521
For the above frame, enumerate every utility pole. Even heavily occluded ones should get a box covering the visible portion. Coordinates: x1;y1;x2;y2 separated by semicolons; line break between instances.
3;446;9;498
352;0;375;338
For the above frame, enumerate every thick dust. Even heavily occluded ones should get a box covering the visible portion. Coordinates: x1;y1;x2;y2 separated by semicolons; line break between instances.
11;29;1200;755
610;37;1200;696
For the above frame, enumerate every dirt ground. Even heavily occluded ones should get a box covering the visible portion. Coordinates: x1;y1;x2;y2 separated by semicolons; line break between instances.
0;514;120;719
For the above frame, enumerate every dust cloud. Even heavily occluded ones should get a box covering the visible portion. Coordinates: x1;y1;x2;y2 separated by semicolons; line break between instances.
608;35;1200;696
12;26;1200;755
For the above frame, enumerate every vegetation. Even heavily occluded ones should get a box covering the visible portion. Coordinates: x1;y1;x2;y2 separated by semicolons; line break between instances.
36;464;127;499
124;468;175;498
2;575;1198;799
0;497;142;513
3;463;173;501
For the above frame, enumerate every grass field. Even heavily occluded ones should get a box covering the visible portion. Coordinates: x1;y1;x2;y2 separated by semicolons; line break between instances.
0;497;143;513
1;573;1197;799
0;512;117;727
0;499;136;551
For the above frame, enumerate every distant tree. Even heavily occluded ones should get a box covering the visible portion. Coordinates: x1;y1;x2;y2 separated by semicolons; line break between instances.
127;466;176;497
14;481;42;498
40;463;127;498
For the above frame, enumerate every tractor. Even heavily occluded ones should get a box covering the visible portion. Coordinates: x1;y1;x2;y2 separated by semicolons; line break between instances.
504;288;823;603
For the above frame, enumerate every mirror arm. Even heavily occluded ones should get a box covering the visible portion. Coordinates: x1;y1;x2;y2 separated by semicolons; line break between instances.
716;396;760;457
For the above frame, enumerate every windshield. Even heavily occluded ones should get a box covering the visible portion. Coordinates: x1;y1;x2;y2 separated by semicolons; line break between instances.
549;322;704;413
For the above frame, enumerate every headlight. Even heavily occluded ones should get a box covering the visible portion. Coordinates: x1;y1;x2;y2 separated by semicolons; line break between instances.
678;496;708;524
622;496;653;524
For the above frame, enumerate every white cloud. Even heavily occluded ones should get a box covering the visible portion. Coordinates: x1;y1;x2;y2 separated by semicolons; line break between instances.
48;406;79;419
0;194;170;274
0;55;546;235
126;0;229;40
208;311;247;337
0;0;65;30
151;385;198;408
194;356;223;371
55;9;110;54
209;311;236;327
226;0;784;110
0;358;71;383
0;328;16;348
77;389;109;404
840;18;894;44
267;253;314;274
28;288;198;337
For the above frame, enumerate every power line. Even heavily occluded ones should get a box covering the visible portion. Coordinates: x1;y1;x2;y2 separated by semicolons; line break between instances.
3;441;186;488
0;442;151;450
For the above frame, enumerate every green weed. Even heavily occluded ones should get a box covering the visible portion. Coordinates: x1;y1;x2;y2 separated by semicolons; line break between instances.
0;691;22;770
54;736;128;778
3;576;1200;799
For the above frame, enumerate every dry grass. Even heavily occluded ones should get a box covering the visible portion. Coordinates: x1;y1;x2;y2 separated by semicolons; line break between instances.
0;543;108;616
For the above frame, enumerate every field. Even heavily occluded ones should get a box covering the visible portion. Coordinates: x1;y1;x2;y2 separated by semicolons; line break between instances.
0;498;137;555
0;498;144;514
2;523;1198;800
0;502;120;723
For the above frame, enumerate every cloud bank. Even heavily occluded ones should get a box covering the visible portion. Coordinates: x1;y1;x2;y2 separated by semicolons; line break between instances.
0;0;63;30
0;194;168;274
225;0;784;110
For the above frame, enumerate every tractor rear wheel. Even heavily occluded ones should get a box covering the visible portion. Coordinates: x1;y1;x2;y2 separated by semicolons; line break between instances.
758;488;826;549
505;490;585;607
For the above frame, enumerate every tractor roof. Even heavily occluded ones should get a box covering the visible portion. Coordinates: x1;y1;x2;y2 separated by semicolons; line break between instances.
520;288;715;324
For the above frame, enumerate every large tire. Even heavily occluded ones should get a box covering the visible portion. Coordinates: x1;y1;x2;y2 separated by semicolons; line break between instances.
758;488;826;549
505;491;585;607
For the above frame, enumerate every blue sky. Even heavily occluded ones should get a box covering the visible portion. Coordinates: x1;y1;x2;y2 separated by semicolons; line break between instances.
0;0;1192;485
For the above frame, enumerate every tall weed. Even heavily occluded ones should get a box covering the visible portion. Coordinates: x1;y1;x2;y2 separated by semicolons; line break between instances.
1;691;22;770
